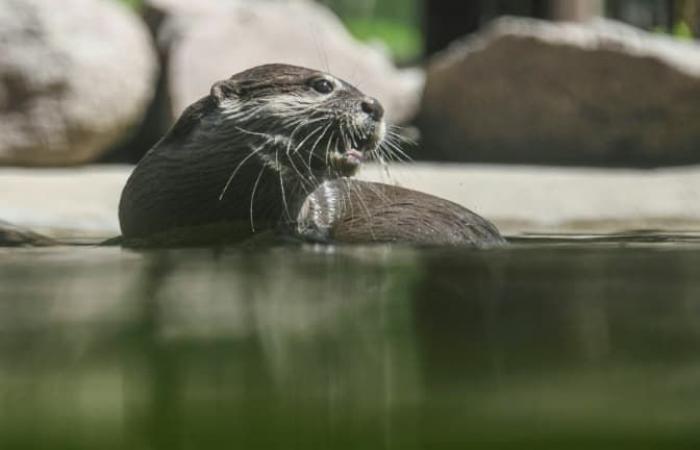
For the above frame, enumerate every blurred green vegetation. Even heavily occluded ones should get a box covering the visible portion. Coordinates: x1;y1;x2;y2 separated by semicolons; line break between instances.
320;0;424;62
345;18;422;62
116;0;142;10
654;20;695;39
673;21;695;38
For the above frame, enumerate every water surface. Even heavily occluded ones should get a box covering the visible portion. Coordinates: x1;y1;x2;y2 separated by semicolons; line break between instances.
2;234;700;449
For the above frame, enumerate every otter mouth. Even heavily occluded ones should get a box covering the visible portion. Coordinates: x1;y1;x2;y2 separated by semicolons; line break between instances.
343;148;365;165
329;150;363;177
329;130;381;177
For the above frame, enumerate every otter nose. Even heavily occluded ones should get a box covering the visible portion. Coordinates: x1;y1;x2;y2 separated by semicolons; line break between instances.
361;98;384;122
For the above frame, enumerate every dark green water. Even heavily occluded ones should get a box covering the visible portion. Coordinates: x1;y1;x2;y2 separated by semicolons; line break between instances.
2;235;700;449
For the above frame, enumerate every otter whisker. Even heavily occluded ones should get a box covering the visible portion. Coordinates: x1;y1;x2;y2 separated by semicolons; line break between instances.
347;180;375;231
380;139;412;163
275;149;293;222
344;176;386;235
357;173;392;204
332;177;352;222
343;180;387;242
218;144;265;201
278;119;326;188
322;132;334;176
284;119;313;156
373;144;392;164
248;165;267;232
383;127;414;159
234;126;273;139
285;154;313;191
221;101;268;123
349;120;364;146
285;127;321;191
387;125;415;145
307;121;333;175
385;128;411;147
282;115;325;131
376;131;411;162
344;178;355;220
291;123;326;156
286;119;317;154
376;155;396;185
339;126;350;154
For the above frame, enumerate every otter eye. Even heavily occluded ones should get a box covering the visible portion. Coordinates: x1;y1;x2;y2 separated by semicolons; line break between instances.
311;78;334;94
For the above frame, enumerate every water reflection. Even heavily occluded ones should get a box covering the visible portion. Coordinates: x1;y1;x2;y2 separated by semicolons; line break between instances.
1;240;700;449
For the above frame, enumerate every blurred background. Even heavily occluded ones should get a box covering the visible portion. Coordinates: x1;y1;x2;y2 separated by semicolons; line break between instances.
1;0;699;167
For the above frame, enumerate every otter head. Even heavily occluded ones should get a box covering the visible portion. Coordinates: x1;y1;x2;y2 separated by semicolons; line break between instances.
208;64;385;179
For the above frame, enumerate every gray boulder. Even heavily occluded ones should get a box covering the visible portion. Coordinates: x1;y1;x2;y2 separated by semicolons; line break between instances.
0;0;157;166
145;0;423;124
417;17;700;165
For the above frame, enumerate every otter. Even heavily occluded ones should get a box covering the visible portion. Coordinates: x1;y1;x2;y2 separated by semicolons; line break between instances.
118;63;504;248
119;64;385;243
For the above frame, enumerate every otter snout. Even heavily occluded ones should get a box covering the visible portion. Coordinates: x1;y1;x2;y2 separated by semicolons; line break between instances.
360;97;384;122
330;95;386;177
347;96;386;158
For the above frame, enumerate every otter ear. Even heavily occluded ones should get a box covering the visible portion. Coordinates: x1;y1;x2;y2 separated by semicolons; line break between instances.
210;80;240;104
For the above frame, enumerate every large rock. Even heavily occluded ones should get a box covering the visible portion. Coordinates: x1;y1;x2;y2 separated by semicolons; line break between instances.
417;17;700;165
0;0;157;166
145;0;423;124
0;220;54;246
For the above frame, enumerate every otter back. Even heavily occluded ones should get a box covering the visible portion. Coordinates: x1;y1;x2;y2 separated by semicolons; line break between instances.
297;179;506;248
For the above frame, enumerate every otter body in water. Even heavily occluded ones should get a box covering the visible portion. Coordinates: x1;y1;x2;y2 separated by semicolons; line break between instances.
119;64;504;248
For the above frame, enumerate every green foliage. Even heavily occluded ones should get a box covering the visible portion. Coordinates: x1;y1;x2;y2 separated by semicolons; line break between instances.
319;0;423;62
672;21;694;39
115;0;142;11
653;21;696;40
345;18;423;62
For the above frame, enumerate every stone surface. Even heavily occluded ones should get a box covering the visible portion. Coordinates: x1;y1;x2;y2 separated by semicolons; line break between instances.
0;166;127;239
146;0;423;124
0;220;54;246
360;163;700;233
0;0;157;166
2;163;700;240
418;17;700;165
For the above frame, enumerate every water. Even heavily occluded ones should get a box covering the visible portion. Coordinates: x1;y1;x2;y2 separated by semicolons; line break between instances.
2;234;700;449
